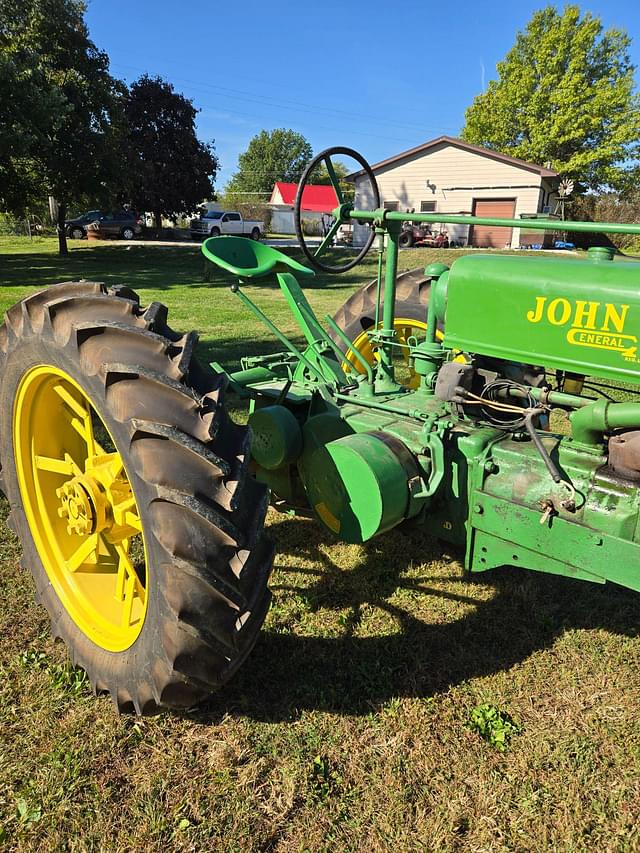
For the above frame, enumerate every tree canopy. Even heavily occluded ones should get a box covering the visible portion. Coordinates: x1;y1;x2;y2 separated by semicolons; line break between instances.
125;75;218;228
0;0;127;253
0;48;62;212
226;129;313;196
461;5;640;193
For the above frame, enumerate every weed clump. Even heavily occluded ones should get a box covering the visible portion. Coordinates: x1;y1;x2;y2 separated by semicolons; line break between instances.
467;703;521;752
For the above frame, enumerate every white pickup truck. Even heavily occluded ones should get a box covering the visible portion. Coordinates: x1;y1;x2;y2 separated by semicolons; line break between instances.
190;210;264;241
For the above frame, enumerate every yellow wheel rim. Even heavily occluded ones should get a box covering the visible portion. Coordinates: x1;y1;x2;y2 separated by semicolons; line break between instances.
345;318;444;389
13;365;148;652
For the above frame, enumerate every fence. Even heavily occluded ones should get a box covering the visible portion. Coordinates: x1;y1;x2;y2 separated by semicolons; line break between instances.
0;214;55;239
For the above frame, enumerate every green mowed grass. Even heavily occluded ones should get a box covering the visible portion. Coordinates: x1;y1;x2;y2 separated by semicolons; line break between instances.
0;237;639;851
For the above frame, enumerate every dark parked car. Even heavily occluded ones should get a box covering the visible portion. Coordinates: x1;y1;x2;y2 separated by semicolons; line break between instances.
93;211;142;240
65;210;103;239
66;210;142;240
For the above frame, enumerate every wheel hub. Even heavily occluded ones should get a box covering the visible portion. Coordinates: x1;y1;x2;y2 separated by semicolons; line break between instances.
57;479;95;536
56;472;110;537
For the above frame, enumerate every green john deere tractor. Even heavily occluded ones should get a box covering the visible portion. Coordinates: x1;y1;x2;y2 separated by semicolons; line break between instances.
3;146;640;713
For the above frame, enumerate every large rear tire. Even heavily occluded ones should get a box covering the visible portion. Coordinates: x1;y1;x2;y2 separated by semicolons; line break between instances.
330;267;432;345
0;282;273;713
328;267;435;387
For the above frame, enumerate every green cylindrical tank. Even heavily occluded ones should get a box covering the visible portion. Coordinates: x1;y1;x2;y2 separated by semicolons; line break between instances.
442;253;640;384
299;428;419;543
248;405;302;470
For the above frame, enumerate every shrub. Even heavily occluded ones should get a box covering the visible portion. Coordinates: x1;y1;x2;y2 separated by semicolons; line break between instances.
571;193;640;250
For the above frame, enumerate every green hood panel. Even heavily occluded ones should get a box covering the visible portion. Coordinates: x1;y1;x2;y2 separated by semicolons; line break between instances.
443;253;640;383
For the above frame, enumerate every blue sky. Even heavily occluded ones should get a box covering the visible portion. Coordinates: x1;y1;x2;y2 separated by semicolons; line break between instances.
85;0;640;189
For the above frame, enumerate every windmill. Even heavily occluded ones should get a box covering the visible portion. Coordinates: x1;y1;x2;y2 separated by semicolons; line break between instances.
554;178;575;221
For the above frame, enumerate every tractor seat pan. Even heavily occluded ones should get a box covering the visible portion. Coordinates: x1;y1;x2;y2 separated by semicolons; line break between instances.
202;236;315;279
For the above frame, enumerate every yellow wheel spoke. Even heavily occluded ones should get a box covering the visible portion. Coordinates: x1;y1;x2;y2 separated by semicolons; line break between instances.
114;543;144;628
113;494;136;515
70;414;91;444
85;421;107;459
106;524;140;545
114;543;127;600
346;317;428;387
124;512;143;533
351;338;374;365
97;532;115;560
53;381;108;459
106;487;142;540
34;454;75;475
71;413;106;460
108;455;124;478
122;573;137;628
85;452;124;487
66;533;99;572
53;382;90;420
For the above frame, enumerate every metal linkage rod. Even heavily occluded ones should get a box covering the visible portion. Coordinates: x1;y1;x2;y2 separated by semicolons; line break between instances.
231;286;326;384
349;209;640;236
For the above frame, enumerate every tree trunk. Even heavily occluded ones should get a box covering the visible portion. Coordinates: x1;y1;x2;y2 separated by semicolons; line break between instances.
154;209;163;236
57;202;68;256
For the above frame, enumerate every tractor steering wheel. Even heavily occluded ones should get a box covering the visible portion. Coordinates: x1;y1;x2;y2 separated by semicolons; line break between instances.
294;146;381;274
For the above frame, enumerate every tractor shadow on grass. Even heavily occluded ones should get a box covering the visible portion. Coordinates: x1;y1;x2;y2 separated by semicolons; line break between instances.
193;515;640;723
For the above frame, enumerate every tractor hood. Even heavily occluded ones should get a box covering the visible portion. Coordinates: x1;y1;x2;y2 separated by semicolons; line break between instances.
441;252;640;384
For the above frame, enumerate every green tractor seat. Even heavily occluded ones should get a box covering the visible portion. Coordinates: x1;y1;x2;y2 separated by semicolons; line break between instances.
202;236;315;279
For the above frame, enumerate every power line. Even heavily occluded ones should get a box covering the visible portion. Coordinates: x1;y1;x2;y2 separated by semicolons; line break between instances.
111;60;459;132
111;61;462;139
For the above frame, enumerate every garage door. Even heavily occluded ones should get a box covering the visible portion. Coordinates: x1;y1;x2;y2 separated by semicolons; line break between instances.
470;199;516;248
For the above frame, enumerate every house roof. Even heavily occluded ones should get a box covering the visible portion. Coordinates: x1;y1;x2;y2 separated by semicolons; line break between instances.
347;136;559;179
270;182;339;212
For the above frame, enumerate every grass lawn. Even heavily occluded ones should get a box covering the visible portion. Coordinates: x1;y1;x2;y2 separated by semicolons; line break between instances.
0;236;639;851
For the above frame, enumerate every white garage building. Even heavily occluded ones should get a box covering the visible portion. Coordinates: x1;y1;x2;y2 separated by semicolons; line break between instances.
349;136;559;248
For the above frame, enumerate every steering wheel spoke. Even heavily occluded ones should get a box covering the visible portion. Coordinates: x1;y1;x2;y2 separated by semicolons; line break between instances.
314;217;342;258
324;157;345;206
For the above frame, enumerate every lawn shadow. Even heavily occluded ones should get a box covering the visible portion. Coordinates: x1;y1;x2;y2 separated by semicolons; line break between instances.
0;245;375;295
192;516;640;723
0;246;204;291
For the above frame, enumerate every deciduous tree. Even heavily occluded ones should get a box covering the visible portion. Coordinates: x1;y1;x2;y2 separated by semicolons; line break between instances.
307;158;354;202
125;75;219;230
0;0;127;254
462;6;640;192
226;129;313;196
